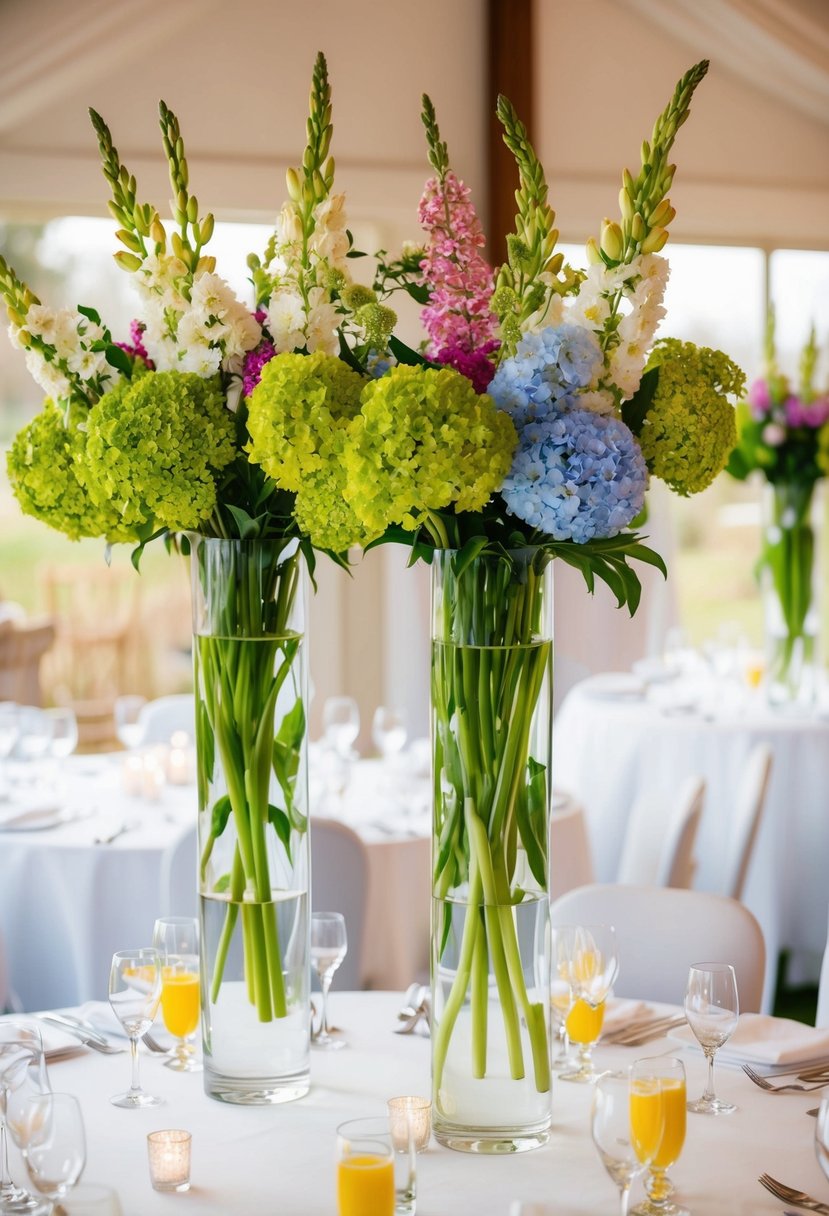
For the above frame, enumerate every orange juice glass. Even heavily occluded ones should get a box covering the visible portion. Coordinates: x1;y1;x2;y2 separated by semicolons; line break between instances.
630;1057;689;1216
337;1119;402;1216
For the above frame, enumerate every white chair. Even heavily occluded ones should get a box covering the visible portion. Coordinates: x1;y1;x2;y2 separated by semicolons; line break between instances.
138;694;195;744
550;883;766;1011
616;776;705;889
722;744;773;901
159;824;198;921
817;909;829;1028
311;817;369;991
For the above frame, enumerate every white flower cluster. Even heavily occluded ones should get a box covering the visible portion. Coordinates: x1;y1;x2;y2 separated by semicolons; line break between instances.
11;304;114;401
567;253;669;408
263;192;351;357
136;256;261;378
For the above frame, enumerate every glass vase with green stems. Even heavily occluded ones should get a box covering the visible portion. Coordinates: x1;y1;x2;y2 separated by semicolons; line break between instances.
430;546;553;1153
192;534;311;1105
761;480;822;708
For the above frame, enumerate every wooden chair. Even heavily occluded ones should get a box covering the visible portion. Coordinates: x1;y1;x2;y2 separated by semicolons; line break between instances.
0;617;56;706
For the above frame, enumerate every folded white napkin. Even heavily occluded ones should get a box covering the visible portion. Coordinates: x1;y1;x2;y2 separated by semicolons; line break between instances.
509;1204;556;1216
674;1013;829;1066
583;674;646;700
0;803;62;830
0;1014;82;1060
74;1001;130;1039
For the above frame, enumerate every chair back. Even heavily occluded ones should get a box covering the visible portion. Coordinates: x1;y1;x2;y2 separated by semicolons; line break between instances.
159;824;198;921
722;744;773;900
617;777;705;889
139;694;196;745
311;817;369;991
551;883;766;1011
817;909;829;1028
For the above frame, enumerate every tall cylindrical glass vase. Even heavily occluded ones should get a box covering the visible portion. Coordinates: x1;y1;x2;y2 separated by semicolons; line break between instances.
431;547;553;1153
762;481;821;709
191;536;310;1104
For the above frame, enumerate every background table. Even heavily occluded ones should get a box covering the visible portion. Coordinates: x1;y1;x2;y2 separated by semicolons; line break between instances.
7;991;821;1215
554;675;829;1003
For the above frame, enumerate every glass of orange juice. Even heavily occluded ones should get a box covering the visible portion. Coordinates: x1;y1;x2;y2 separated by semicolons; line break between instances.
337;1118;410;1216
630;1057;689;1216
592;1072;662;1216
152;917;201;1073
557;924;618;1083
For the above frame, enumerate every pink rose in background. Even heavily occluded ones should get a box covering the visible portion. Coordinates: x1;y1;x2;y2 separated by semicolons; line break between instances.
748;378;772;419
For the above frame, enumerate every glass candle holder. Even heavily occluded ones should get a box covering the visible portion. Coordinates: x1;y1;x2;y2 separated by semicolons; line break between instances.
147;1130;191;1193
387;1096;431;1153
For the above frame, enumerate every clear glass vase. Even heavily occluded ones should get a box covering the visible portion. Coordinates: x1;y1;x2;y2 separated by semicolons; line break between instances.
430;548;553;1153
762;481;821;709
191;536;310;1104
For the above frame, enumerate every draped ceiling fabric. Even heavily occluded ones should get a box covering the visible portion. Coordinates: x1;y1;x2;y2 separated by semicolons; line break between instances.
623;0;829;126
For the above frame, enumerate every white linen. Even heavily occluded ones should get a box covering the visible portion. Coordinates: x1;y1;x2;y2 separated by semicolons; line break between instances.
669;1012;829;1067
2;991;819;1215
554;675;829;1006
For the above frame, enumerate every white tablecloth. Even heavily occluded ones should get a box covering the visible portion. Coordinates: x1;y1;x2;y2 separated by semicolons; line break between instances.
5;992;820;1215
554;676;829;1000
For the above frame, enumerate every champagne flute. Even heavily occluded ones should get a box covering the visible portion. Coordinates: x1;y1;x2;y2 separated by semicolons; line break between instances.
322;697;360;759
108;949;163;1108
559;923;618;1083
630;1057;688;1216
20;1093;86;1204
311;912;347;1051
816;1096;829;1182
0;1026;50;1216
113;696;147;752
592;1072;662;1216
152;917;201;1072
684;962;739;1115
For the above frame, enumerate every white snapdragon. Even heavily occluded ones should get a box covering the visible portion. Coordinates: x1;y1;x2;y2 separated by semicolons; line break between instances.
275;202;303;246
66;346;109;381
25;348;71;399
222;309;261;360
267;289;306;354
23;304;59;343
305;288;339;355
177;311;226;350
179;344;222;377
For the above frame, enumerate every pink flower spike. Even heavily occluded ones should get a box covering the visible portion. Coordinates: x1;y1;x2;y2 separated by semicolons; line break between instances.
747;378;771;419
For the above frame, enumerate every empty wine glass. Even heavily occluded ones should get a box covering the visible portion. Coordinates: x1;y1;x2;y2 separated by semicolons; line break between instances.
550;926;575;1071
322;697;360;759
20;1093;86;1204
0;704;19;801
559;923;619;1083
592;1072;662;1216
684;962;739;1115
46;708;78;761
311;912;347;1051
816;1096;829;1182
372;707;406;763
114;696;147;752
16;708;53;790
0;1025;50;1216
152;917;201;1072
108;948;163;1108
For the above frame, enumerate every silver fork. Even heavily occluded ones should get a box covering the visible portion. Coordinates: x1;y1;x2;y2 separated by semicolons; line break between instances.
743;1064;829;1093
758;1172;829;1213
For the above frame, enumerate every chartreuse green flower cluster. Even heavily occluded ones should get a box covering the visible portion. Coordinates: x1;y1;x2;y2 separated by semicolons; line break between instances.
638;338;743;495
6;401;133;541
82;371;235;531
344;364;516;535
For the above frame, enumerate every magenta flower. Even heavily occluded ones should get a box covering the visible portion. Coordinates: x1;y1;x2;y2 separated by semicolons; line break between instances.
243;338;276;397
747;378;771;419
436;341;499;394
418;171;499;365
784;393;829;429
116;319;155;370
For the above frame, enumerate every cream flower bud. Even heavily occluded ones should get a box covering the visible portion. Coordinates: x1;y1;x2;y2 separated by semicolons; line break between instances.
641;227;669;254
600;220;624;261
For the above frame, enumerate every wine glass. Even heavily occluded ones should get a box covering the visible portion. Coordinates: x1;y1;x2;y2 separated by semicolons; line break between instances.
815;1096;829;1182
114;696;147;752
322;697;360;759
592;1072;662;1216
684;962;739;1115
311;912;347;1051
550;926;575;1071
46;708;78;761
20;1093;86;1204
108;948;163;1108
630;1057;688;1216
16;708;53;790
0;1025;50;1216
0;704;19;801
559;923;618;1083
372;707;407;763
152;917;201;1072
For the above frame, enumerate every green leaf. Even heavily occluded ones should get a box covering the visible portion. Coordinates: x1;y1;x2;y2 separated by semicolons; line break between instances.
268;804;292;863
105;343;133;379
226;503;261;539
213;872;232;894
404;283;430;305
451;535;489;579
210;794;232;839
621;366;659;435
77;304;102;326
388;335;438;368
196;698;215;806
272;699;307;832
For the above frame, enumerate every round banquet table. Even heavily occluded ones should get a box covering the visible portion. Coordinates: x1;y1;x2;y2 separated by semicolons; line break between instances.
553;675;829;1003
4;991;821;1215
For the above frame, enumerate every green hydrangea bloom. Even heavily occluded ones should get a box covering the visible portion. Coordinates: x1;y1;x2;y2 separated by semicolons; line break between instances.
639;339;743;495
344;365;516;534
246;351;365;492
293;426;378;553
6;400;134;541
83;371;235;532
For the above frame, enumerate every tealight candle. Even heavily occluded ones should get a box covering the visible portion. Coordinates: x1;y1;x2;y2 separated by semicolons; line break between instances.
147;1129;191;1193
387;1096;431;1153
122;754;144;797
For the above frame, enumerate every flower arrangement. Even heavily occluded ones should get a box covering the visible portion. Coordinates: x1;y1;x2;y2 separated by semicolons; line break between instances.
728;312;828;703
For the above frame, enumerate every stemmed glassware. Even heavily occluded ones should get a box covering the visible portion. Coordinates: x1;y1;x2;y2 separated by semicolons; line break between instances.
311;912;348;1051
152;917;201;1072
630;1057;688;1216
0;1023;51;1215
113;696;147;752
322;697;360;759
17;1093;86;1205
371;707;407;764
684;962;739;1115
558;923;618;1083
16;709;53;791
592;1072;663;1216
0;704;19;801
45;708;78;762
550;926;575;1071
108;948;163;1107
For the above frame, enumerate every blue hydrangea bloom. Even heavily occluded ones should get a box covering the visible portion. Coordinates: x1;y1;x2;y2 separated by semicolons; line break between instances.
366;350;396;379
500;409;648;543
488;324;602;425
